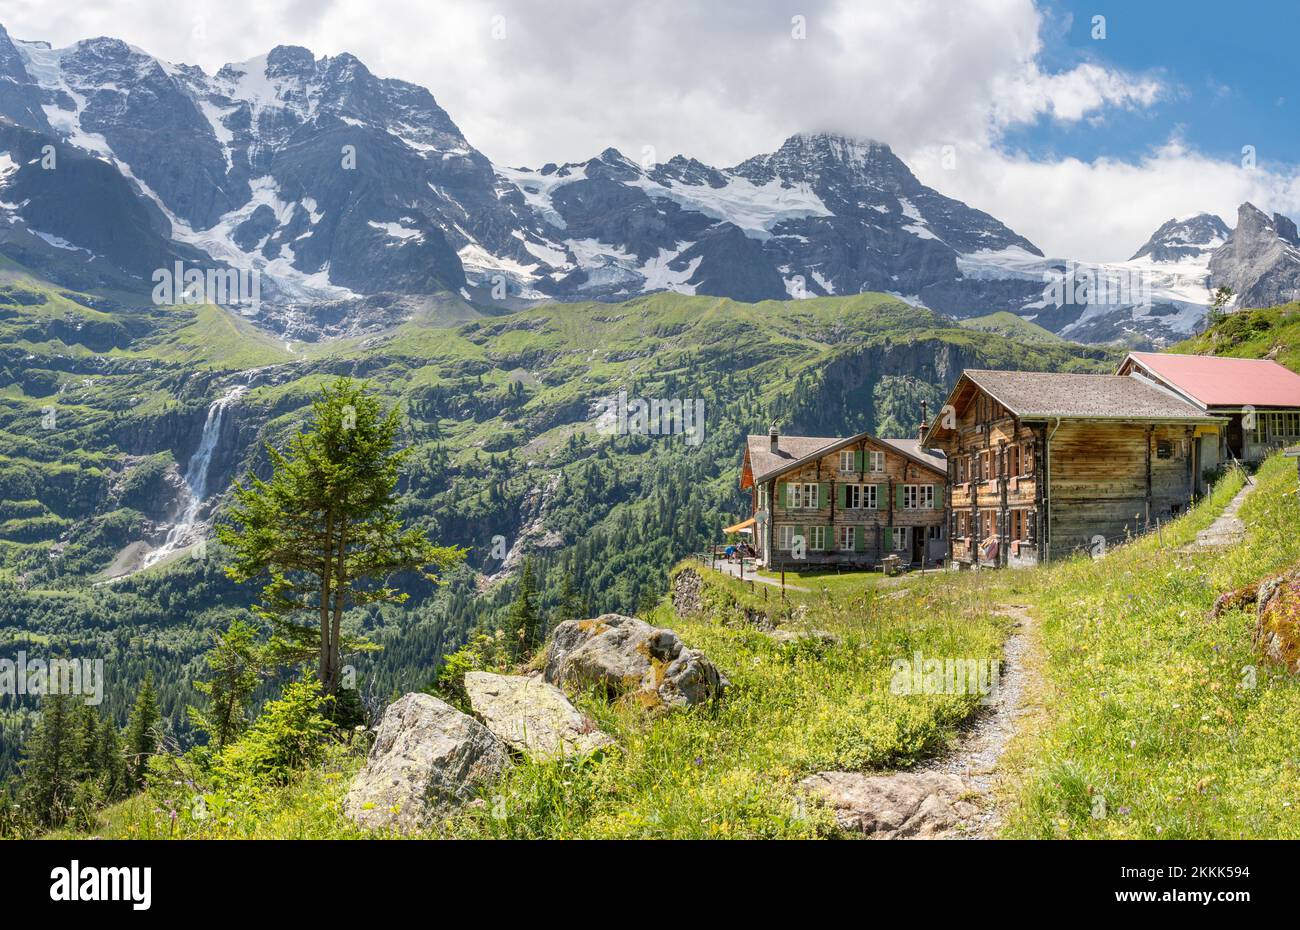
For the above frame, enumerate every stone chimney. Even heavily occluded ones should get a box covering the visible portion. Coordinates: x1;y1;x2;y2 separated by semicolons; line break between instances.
917;401;929;443
769;422;779;453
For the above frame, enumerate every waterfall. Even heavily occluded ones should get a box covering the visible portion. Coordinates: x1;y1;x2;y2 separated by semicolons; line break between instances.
140;385;247;570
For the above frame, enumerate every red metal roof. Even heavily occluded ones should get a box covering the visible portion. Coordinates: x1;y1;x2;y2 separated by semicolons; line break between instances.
1124;352;1300;408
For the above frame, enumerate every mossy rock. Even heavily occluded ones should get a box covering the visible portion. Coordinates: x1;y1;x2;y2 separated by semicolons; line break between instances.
1253;567;1300;674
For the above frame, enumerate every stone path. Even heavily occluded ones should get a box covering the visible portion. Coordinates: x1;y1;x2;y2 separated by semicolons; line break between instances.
915;604;1039;837
802;603;1042;839
1192;478;1257;549
711;559;811;592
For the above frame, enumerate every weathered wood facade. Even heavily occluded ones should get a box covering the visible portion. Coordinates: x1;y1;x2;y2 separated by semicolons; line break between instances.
924;370;1223;568
741;429;947;570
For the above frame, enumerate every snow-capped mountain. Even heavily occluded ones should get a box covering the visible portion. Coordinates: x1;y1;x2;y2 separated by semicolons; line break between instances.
1130;214;1230;263
0;24;1295;346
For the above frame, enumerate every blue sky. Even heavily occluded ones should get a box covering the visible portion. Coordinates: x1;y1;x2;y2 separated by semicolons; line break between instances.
1015;0;1298;169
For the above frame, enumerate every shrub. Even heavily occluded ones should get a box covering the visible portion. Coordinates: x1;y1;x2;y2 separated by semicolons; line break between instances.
431;631;512;711
211;677;333;791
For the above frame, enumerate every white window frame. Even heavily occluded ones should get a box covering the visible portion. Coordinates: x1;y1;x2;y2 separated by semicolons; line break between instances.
863;484;877;509
808;526;827;551
891;527;907;551
839;525;855;551
778;525;796;550
789;482;819;509
1265;411;1300;440
845;484;861;509
869;450;885;472
838;450;856;473
902;484;934;510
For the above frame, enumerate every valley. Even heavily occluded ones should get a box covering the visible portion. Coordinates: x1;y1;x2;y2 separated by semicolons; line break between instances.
0;255;1116;780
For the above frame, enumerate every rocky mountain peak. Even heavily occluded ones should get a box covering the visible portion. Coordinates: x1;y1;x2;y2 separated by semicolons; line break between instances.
1208;202;1300;309
265;44;316;73
731;131;907;188
1129;212;1229;262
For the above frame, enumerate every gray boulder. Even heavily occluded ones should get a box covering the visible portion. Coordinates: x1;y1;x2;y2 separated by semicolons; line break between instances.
800;771;979;839
464;672;614;760
544;614;729;707
343;692;511;833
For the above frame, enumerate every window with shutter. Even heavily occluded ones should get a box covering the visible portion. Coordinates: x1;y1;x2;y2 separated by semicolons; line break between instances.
839;525;855;551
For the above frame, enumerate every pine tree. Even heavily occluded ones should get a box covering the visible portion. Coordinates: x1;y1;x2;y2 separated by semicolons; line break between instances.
508;558;542;659
124;673;160;789
219;378;464;696
557;571;582;625
74;702;101;783
96;717;128;802
19;691;78;827
187;618;264;751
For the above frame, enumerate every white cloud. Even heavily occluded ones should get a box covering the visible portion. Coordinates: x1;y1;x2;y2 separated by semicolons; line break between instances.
4;0;1297;260
909;138;1300;262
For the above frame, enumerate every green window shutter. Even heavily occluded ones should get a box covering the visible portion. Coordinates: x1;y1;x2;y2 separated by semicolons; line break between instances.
782;483;791;507
895;484;905;509
838;483;847;508
854;525;866;551
935;484;945;508
819;482;830;508
855;449;864;471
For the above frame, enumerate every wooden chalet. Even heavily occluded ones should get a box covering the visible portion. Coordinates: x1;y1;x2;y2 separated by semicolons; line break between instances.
1115;352;1300;466
922;370;1223;568
740;426;948;570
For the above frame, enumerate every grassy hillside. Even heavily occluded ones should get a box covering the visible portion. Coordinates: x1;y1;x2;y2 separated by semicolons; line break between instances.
959;310;1065;344
1171;301;1300;373
58;451;1298;840
1004;453;1300;837
58;564;1012;839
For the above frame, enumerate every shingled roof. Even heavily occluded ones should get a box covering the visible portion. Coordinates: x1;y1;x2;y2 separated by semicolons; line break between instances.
958;369;1222;421
743;431;946;486
878;438;946;473
744;435;839;484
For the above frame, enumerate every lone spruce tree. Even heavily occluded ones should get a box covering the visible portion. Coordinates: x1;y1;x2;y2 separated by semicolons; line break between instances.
124;674;160;789
508;558;542;659
219;378;463;697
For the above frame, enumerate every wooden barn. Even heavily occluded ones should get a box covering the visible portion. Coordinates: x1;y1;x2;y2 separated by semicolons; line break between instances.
922;370;1223;568
740;426;947;570
1115;352;1300;466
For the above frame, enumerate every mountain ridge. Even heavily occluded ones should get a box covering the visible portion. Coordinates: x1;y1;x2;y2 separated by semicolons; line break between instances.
0;24;1297;348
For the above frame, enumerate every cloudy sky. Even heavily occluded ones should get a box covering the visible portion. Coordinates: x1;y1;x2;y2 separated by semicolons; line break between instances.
5;0;1299;260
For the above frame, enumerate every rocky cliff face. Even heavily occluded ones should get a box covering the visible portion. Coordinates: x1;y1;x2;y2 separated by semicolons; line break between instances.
1209;203;1300;309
